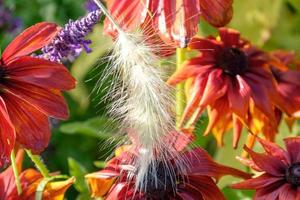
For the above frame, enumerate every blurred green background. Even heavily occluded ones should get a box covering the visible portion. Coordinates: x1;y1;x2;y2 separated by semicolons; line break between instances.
1;0;300;199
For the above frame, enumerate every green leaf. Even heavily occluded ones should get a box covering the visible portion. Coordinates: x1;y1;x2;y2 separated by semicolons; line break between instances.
68;158;88;193
93;161;106;169
69;24;112;113
288;0;300;11
230;0;284;46
222;186;254;200
60;117;118;139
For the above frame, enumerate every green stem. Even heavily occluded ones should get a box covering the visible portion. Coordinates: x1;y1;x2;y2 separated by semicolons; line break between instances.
176;48;187;128
10;150;22;195
25;150;50;178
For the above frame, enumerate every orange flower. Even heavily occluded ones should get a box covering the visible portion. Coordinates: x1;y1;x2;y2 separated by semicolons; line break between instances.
86;132;250;200
232;137;300;200
0;150;75;200
103;0;233;48
168;28;284;148
0;22;76;167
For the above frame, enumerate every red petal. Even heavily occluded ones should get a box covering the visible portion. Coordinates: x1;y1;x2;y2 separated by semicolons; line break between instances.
2;22;58;64
7;56;76;91
219;28;240;47
0;97;15;167
227;75;251;122
244;146;286;176
103;0;149;36
184;148;251;180
232;114;243;148
105;182;138;200
4;81;69;119
199;0;233;27
231;173;283;190
188;175;226;200
284;137;300;163
199;69;227;107
3;94;51;153
278;184;297;200
257;138;289;165
171;0;200;47
167;59;213;85
189;37;222;53
254;181;283;200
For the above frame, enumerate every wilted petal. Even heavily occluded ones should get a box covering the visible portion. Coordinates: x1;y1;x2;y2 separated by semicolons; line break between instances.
2;22;58;64
199;0;233;27
232;114;243;148
0;97;15;167
7;56;76;91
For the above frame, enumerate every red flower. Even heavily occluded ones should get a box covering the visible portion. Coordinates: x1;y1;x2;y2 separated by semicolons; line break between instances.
0;22;76;167
167;28;284;148
103;0;233;48
232;137;300;200
0;150;75;200
86;137;250;199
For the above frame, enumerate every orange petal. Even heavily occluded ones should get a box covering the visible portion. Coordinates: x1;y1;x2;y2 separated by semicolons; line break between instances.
2;22;59;64
43;177;75;200
85;171;118;198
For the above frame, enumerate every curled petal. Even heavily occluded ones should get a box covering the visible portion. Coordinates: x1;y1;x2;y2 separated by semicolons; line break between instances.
219;28;240;47
2;22;59;64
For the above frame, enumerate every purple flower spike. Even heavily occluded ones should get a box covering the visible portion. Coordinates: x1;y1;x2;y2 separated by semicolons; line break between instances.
0;2;23;34
85;0;98;12
40;9;101;63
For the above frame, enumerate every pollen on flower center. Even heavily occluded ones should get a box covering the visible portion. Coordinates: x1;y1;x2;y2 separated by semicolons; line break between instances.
217;47;248;76
285;162;300;186
145;163;177;198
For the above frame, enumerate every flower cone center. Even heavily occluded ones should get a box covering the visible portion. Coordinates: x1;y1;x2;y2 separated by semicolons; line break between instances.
145;163;176;198
218;47;248;76
286;163;300;186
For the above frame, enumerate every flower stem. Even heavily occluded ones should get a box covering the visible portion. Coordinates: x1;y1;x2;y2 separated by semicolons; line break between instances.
25;150;50;178
10;150;22;195
176;48;187;128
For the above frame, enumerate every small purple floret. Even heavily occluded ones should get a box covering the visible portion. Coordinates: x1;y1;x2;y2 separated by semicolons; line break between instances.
40;10;101;63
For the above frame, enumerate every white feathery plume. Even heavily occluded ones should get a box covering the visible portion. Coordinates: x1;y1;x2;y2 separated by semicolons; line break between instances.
92;0;183;192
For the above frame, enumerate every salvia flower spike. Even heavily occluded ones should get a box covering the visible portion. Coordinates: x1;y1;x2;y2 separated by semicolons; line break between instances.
38;9;101;63
93;0;180;191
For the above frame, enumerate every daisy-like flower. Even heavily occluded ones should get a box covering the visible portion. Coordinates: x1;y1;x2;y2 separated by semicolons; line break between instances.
0;22;76;167
232;137;300;200
103;0;233;48
168;28;284;148
86;133;250;200
0;150;75;200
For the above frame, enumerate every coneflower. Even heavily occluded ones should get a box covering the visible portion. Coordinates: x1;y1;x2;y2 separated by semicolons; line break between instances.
39;9;101;63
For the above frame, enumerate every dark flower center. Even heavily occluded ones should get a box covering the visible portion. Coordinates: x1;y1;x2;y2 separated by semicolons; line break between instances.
0;62;7;83
285;163;300;186
145;163;177;199
217;47;248;76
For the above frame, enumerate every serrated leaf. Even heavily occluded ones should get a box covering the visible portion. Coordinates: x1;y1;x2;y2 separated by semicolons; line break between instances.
68;158;88;193
60;117;117;139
